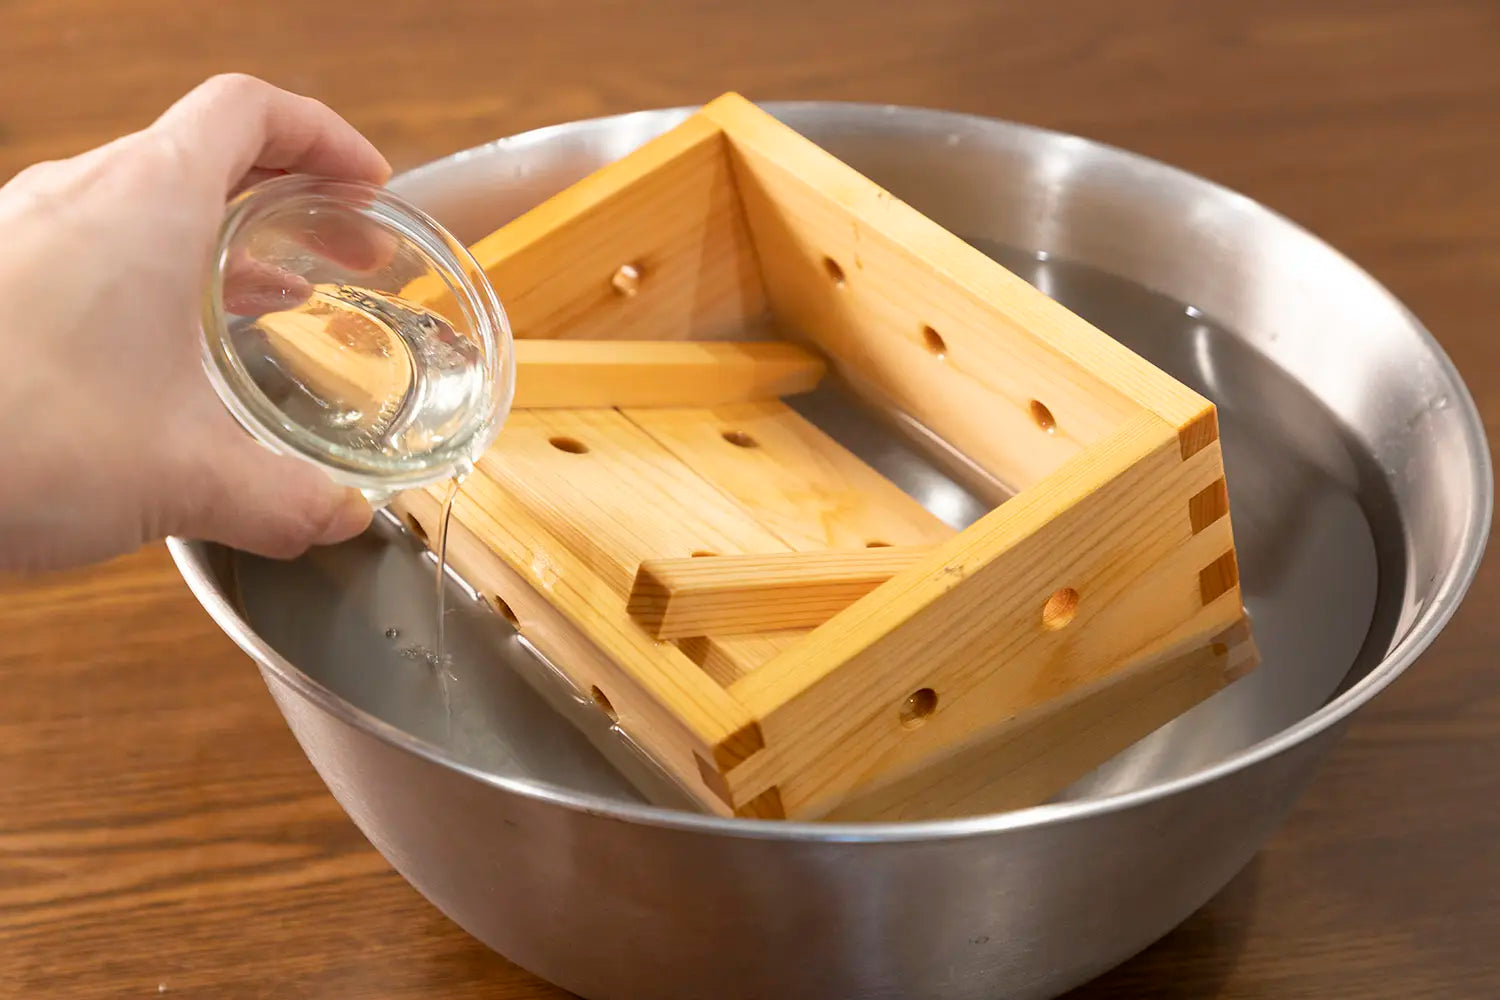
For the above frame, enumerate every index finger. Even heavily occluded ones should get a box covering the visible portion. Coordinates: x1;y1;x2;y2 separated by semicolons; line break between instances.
151;73;391;197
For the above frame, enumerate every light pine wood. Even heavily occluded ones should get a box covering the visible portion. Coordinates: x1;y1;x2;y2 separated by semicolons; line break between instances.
408;95;1246;820
408;114;766;343
678;631;807;687
628;547;929;638
780;550;1246;812
391;479;751;812
476;409;793;596
627;397;954;684
701;93;1218;492
720;414;1241;817
512;340;825;408
622;400;957;551
824;618;1257;821
1215;616;1262;682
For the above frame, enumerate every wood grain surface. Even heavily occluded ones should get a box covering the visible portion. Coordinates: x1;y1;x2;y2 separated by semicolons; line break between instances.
2;1;1498;996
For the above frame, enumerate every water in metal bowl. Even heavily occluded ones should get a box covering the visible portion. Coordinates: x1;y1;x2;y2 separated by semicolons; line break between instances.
173;103;1490;1000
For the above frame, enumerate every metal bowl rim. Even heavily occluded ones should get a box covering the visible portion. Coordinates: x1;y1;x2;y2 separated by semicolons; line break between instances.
169;99;1493;843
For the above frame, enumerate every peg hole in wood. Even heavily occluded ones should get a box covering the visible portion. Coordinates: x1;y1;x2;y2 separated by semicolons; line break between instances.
549;436;590;454
1042;588;1080;630
1029;399;1056;433
822;256;846;286
484;593;520;627
921;325;948;358
900;687;938;728
691;550;718;558
402;513;428;544
722;430;758;448
865;540;891;548
590;686;618;723
611;263;642;297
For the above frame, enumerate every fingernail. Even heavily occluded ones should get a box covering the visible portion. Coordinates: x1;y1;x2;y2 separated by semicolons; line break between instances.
317;489;373;545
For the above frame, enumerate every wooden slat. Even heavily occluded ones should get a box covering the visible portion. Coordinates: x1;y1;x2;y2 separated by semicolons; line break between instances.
722;414;1241;818
628;398;954;680
799;564;1244;810
824;616;1256;821
702;93;1217;492
476;409;792;596
512;340;825;409
623;400;956;551
629;547;928;639
391;478;754;814
406;113;765;343
678;631;806;687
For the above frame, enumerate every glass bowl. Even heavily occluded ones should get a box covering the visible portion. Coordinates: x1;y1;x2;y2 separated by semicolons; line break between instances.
200;174;515;504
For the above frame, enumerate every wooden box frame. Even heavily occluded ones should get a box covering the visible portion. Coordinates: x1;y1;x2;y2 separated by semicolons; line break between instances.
391;94;1251;821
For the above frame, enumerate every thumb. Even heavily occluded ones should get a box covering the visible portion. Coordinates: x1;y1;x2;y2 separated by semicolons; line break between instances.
183;435;373;559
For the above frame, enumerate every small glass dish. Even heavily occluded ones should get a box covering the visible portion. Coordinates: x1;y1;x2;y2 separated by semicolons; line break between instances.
200;174;515;505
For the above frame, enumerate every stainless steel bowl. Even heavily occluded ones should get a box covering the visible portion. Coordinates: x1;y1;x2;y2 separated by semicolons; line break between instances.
170;103;1492;1000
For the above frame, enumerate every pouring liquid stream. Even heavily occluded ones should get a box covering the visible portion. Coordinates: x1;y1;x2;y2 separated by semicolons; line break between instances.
432;470;467;734
237;280;490;736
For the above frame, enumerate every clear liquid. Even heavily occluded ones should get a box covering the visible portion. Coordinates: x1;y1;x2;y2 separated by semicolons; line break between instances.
234;282;487;465
380;475;465;738
433;473;463;670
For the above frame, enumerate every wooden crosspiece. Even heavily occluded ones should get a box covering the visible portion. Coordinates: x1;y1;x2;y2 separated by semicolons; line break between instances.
627;547;931;639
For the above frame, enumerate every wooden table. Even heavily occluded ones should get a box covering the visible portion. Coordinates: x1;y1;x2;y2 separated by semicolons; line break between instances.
2;1;1497;996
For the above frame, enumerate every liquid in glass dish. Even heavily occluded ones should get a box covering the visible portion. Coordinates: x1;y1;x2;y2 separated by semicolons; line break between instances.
202;175;514;498
236;281;487;461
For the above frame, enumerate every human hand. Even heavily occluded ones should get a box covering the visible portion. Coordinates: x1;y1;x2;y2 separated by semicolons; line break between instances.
0;74;390;573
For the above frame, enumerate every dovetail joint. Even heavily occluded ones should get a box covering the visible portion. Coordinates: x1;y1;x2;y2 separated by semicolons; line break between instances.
1188;478;1230;534
1199;550;1240;604
713;721;766;769
694;752;735;806
1179;408;1220;460
733;785;785;819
